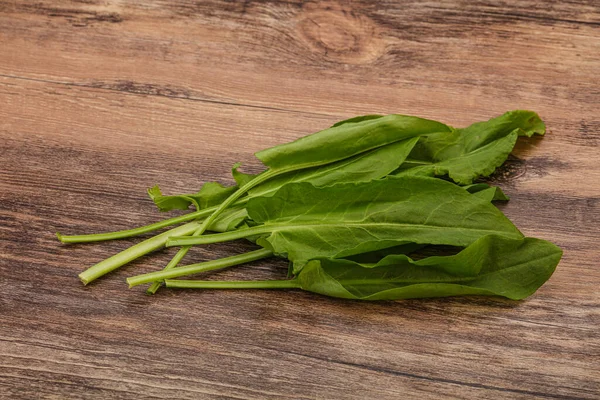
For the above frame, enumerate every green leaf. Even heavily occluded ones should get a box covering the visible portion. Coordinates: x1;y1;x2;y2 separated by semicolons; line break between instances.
255;114;451;171
169;176;523;273
249;176;522;271
148;182;238;212
249;137;420;197
396;110;545;185
232;163;258;187
147;185;195;212
462;109;545;139
296;235;562;300
342;184;509;263
397;130;518;185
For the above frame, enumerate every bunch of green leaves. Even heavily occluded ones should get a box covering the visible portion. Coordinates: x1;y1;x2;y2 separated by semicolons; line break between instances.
58;110;561;301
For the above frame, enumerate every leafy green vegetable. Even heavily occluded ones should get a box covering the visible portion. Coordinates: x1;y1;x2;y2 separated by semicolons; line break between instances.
165;235;562;301
147;136;422;293
154;116;446;294
149;132;426;293
59;110;560;302
167;176;523;272
122;182;508;285
396;110;545;184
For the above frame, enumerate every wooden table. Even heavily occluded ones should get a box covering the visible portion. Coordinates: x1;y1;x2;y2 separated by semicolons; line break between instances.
1;1;599;398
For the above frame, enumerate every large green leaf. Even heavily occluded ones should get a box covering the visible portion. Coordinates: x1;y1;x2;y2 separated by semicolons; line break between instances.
249;177;522;271
248;137;419;197
255;114;451;171
297;235;562;300
396;110;545;184
340;185;508;263
168;176;523;272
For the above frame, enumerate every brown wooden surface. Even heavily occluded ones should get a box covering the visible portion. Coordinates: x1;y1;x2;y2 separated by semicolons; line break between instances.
1;1;599;398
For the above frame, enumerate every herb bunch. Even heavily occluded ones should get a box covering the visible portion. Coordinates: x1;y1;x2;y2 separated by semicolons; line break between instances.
57;111;562;300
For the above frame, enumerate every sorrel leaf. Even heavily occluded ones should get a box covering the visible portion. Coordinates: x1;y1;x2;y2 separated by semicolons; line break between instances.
395;110;545;184
168;176;523;272
255;114;451;170
295;235;561;300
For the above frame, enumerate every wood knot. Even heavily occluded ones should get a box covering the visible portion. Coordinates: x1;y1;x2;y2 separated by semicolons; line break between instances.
296;4;383;64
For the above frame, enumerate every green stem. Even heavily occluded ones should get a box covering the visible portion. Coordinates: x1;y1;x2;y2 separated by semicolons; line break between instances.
57;196;251;243
166;225;272;247
128;248;273;288
78;221;202;285
165;278;300;290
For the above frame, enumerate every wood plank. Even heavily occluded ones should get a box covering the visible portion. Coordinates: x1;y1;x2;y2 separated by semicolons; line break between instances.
0;0;599;119
1;0;599;399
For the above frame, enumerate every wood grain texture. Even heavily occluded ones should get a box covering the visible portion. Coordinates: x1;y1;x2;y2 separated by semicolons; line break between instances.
1;0;599;398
